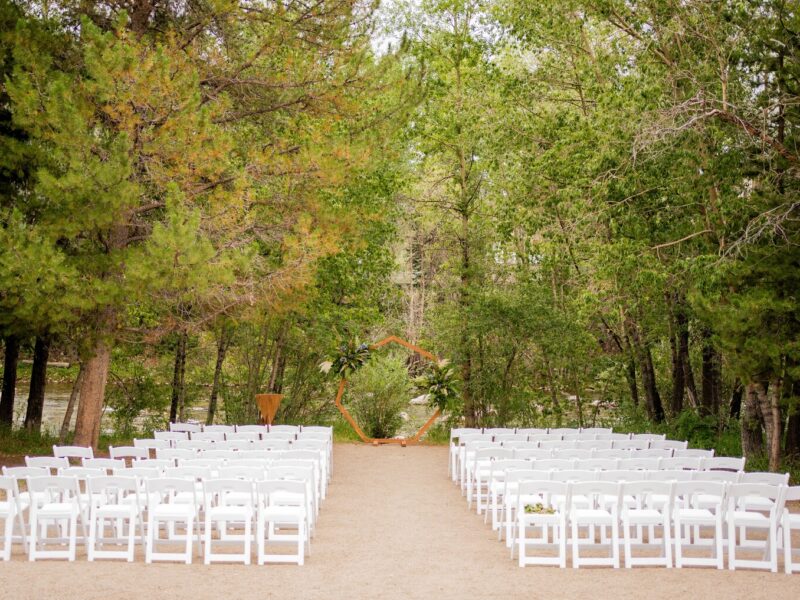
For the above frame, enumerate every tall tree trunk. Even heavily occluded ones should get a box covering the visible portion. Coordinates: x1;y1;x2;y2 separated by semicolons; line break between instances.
626;357;639;408
786;412;800;458
729;378;743;419
700;328;722;417
668;303;685;415
24;335;50;433
206;329;230;426
741;382;764;459
169;332;188;423
760;378;782;472
59;363;85;442
459;210;475;427
73;339;111;448
630;325;664;422
0;335;20;426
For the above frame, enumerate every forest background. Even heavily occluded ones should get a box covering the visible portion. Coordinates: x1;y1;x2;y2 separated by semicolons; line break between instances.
1;0;799;475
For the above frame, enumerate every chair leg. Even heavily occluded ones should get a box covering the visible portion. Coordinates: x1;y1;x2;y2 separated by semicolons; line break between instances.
571;520;580;569
184;518;193;564
673;519;682;569
727;521;735;570
623;520;632;568
68;515;77;562
28;515;37;562
663;517;672;568
517;520;525;567
204;516;211;565
715;519;724;570
785;519;793;574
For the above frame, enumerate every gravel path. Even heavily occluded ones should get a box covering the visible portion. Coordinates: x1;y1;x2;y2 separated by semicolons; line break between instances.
0;444;798;599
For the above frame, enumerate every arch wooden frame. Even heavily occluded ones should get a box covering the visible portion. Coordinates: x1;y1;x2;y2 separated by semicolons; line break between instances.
334;335;442;446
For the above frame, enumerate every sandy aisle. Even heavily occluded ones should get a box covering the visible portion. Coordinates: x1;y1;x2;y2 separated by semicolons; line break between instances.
0;444;798;600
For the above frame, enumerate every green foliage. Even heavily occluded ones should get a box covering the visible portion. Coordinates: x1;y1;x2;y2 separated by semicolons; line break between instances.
320;340;372;379
346;353;412;439
415;359;460;412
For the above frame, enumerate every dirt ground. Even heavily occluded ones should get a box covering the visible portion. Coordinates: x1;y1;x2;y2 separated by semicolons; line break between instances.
0;444;798;600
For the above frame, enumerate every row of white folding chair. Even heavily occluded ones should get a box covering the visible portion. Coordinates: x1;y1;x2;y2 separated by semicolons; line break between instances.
510;479;788;570
493;468;787;550
139;453;325;508
0;473;310;565
461;447;727;499
151;446;329;495
17;455;324;523
459;438;638;485
474;456;747;514
456;440;711;488
169;423;305;434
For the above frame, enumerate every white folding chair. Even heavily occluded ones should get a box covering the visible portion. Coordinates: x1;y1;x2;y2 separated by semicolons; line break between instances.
203;479;255;565
727;483;784;572
109;446;150;465
236;425;268;435
660;457;702;471
226;432;260;442
156;448;197;462
153;431;189;446
25;456;69;475
672;480;725;569
144;478;201;564
500;469;550;545
26;476;84;561
87;475;143;562
202;424;235;434
268;425;300;435
650;440;688;451
703;456;745;472
82;458;126;474
514;481;569;567
580;428;612;435
191;431;225;442
782;486;800;574
52;445;94;463
674;448;715;458
620;480;673;568
256;480;308;565
570;481;621;568
0;476;20;560
169;422;201;433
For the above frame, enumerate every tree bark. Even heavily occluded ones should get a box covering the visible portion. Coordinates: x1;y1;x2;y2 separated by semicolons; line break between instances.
206;329;230;426
741;382;764;459
700;328;722;417
668;303;685;415
0;335;20;426
24;335;50;433
169;332;188;423
630;325;664;422
626;357;639;408
761;378;782;472
786;411;800;458
59;363;85;442
73;340;111;448
729;378;743;419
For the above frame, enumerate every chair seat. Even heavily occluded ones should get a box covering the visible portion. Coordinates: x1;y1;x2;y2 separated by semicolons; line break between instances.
0;501;15;516
742;496;775;510
622;508;663;522
728;510;770;526
208;506;253;520
674;508;715;521
573;509;613;521
260;506;305;520
95;504;138;518
38;502;78;518
151;504;195;519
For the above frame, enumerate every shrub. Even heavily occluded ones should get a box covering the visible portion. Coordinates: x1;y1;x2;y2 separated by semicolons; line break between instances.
346;353;412;439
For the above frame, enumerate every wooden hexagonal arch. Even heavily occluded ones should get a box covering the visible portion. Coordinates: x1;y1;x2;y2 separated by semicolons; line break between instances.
334;335;442;445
